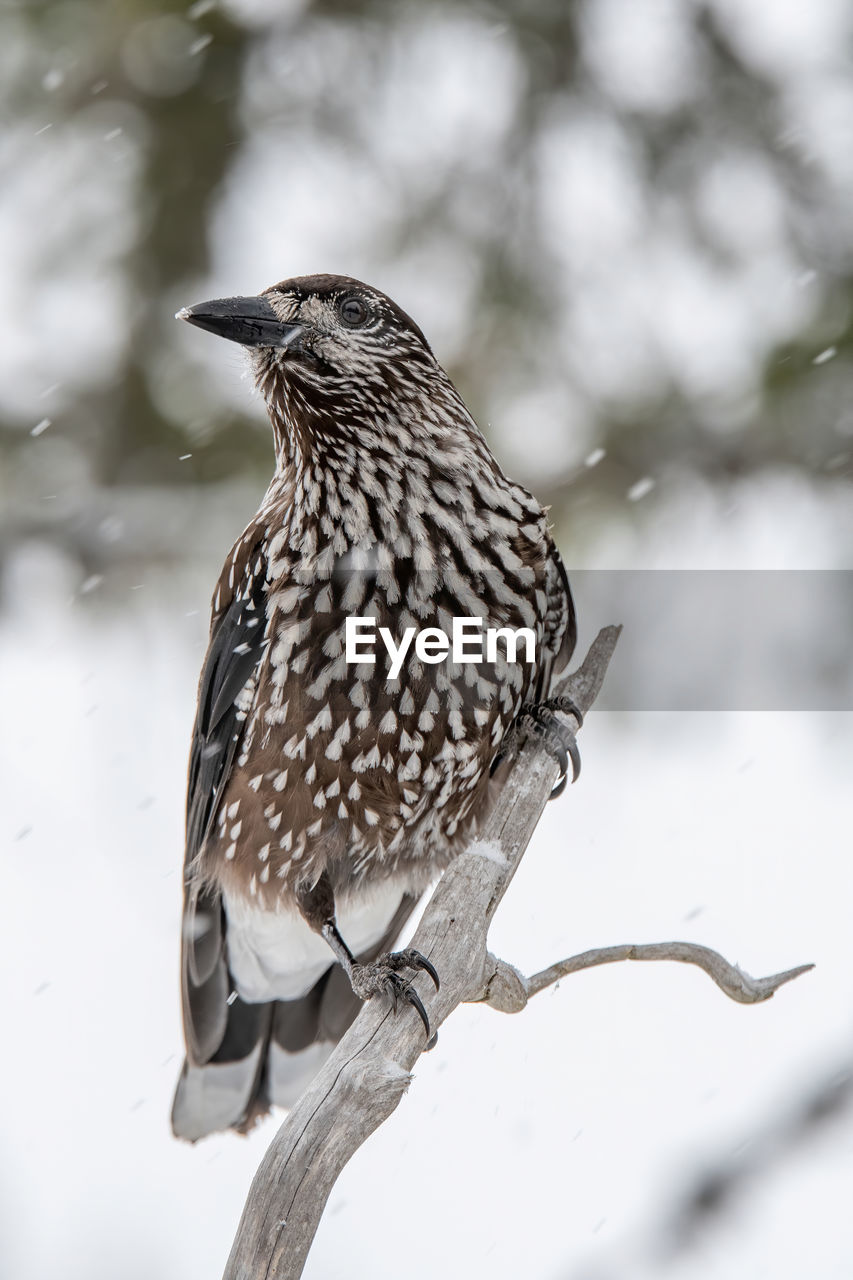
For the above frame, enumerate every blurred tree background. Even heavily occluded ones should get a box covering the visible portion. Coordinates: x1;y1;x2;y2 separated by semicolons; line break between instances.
2;0;852;592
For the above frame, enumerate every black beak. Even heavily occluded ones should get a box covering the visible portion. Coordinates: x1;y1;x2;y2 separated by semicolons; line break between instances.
176;295;305;350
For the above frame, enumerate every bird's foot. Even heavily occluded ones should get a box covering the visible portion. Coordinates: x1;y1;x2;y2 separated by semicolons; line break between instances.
350;948;440;1037
503;695;583;798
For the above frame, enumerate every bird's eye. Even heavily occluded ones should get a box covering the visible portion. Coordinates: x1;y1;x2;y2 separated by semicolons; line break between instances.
339;296;369;327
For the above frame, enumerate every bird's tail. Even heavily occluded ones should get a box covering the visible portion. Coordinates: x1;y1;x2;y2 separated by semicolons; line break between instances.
171;895;417;1141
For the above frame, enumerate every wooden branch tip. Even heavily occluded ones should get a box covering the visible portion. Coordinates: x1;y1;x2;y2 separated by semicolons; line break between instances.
523;941;815;1006
556;623;622;714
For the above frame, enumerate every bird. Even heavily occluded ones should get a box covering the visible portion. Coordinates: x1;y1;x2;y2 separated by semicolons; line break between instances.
170;274;577;1141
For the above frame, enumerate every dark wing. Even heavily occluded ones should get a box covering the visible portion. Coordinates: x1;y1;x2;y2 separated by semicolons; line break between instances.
180;535;269;1065
185;551;268;870
536;533;577;700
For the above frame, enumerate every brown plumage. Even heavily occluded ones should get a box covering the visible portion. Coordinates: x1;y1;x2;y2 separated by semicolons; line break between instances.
171;275;576;1140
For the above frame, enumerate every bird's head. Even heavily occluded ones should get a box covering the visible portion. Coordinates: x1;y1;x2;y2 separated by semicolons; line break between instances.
177;273;479;476
178;273;440;410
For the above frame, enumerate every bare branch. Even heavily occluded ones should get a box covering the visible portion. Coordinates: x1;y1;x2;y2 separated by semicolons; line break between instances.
478;942;814;1012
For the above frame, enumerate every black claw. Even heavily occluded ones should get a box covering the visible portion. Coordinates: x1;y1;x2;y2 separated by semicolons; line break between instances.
568;738;581;783
550;695;584;728
551;734;569;778
410;951;440;991
549;772;568;800
520;699;582;796
385;977;399;1013
353;950;437;1038
403;984;431;1037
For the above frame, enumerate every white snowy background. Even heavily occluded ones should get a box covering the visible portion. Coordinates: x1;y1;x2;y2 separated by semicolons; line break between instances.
1;0;852;1276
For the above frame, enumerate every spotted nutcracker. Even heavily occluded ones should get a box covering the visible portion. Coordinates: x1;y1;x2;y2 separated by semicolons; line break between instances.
171;275;577;1140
